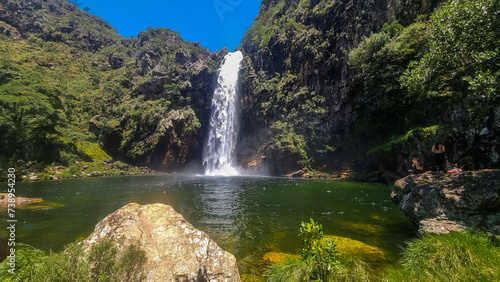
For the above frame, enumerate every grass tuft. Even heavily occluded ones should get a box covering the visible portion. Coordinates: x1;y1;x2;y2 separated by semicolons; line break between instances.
384;231;500;282
264;231;500;281
0;240;146;281
264;255;373;282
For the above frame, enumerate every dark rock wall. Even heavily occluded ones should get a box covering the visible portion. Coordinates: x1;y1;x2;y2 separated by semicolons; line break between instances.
239;0;499;177
240;0;440;174
97;33;226;171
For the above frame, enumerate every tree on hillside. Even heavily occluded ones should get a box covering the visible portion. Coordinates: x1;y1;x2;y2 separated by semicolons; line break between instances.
0;60;63;162
348;20;431;141
401;0;500;101
66;0;81;7
349;0;500;168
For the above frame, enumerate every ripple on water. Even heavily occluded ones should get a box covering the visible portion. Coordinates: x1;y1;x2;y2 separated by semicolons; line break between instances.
11;175;416;278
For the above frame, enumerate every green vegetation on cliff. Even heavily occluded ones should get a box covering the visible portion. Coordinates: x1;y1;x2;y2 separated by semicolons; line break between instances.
0;0;223;176
402;0;499;101
348;20;431;144
239;0;345;174
1;0;498;177
240;0;499;175
349;0;499;169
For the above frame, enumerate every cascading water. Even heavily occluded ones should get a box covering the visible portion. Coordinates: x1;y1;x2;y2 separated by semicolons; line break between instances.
202;51;243;176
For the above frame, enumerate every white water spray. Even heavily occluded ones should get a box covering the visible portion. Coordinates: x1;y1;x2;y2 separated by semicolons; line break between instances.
202;51;244;176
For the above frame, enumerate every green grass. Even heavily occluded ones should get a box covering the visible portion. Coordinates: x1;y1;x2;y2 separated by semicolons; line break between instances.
0;240;146;281
73;140;112;163
264;255;373;282
264;231;500;281
384;232;500;282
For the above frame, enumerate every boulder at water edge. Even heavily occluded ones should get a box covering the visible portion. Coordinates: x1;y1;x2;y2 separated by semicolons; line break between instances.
81;203;240;281
391;169;500;235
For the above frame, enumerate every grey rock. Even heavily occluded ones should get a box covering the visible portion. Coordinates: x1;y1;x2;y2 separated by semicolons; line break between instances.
108;52;125;70
392;170;500;235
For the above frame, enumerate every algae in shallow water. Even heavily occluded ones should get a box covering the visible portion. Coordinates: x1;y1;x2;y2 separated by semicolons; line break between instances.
240;273;264;282
263;252;299;265
0;194;63;210
344;222;384;235
262;235;386;265
324;235;386;262
24;201;65;210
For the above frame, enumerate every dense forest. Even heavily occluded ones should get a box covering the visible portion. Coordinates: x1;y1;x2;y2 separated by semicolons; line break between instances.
0;0;499;180
238;0;499;178
0;0;226;178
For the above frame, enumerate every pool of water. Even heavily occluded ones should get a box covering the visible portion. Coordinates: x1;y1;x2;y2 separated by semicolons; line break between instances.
2;175;416;277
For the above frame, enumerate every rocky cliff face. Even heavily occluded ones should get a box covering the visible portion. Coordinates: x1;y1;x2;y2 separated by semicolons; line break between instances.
2;0;497;176
0;0;224;171
95;29;226;171
239;0;499;177
82;203;241;281
0;0;120;51
238;0;445;175
392;170;500;235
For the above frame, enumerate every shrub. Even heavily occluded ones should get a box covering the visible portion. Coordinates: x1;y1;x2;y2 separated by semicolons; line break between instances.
0;240;146;281
263;219;372;282
264;248;373;282
299;218;341;281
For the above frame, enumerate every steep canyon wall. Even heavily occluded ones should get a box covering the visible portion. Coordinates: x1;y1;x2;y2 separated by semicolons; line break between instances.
238;0;499;177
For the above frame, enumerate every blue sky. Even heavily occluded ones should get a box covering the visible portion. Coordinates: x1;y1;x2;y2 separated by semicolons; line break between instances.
78;0;261;51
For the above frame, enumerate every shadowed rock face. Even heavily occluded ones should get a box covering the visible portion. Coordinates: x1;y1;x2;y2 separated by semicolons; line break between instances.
392;170;500;235
238;0;446;175
0;0;227;172
81;203;241;282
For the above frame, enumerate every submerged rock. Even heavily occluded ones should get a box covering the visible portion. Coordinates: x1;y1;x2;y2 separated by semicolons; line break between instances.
326;236;386;262
81;203;240;281
392;169;500;235
263;252;299;265
263;236;386;265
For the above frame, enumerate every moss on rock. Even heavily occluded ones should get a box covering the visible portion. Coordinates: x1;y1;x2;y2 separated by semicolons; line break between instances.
324;235;386;262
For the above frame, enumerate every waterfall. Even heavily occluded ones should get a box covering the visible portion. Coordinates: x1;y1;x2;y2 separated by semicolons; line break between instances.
202;51;243;176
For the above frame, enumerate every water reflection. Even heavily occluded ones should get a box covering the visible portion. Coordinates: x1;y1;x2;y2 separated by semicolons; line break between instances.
192;177;242;231
4;175;416;277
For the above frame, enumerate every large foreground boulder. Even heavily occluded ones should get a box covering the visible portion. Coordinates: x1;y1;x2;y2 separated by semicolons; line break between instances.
392;169;500;235
81;203;240;281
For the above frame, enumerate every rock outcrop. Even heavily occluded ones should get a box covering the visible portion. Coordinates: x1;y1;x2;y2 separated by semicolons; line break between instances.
391;170;500;235
239;0;500;177
0;0;120;51
239;0;447;175
81;203;241;282
0;1;225;173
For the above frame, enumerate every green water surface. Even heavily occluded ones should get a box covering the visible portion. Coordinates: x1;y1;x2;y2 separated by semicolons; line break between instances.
2;175;416;277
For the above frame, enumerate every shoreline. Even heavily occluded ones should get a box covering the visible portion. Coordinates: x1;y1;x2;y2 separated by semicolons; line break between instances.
3;160;166;182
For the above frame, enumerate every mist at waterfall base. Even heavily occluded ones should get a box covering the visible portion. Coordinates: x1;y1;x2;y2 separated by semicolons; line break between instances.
202;51;245;176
